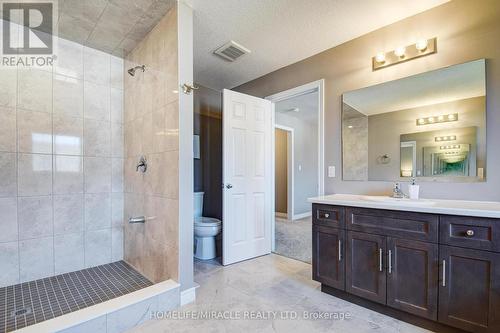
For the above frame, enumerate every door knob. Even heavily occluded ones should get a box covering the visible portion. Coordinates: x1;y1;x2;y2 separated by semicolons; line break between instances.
466;229;475;237
225;184;233;189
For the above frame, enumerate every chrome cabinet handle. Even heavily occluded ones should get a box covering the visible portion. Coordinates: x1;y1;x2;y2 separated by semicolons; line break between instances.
442;259;446;287
379;248;383;272
466;229;475;237
338;240;342;261
388;250;392;274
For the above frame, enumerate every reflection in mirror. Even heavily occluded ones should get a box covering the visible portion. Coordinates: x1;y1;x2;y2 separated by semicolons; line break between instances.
342;59;486;182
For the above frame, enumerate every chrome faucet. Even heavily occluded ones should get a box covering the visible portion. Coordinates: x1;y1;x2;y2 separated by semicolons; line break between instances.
392;182;407;198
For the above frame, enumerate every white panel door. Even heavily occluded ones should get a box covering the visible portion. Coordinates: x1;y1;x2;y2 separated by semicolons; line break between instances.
223;89;273;265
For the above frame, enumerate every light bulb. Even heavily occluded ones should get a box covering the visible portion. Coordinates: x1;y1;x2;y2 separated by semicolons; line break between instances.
428;117;435;123
375;52;386;63
416;39;428;52
394;46;406;58
438;115;445;122
418;118;426;125
448;114;456;121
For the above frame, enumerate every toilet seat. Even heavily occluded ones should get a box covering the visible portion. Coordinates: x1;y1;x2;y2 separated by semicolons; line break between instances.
194;216;221;227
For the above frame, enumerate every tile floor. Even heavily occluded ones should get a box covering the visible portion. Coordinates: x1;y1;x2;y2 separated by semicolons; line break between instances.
275;216;312;263
132;254;430;333
0;261;152;333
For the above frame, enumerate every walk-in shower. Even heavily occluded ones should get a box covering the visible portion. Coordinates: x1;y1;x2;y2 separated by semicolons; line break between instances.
0;2;182;332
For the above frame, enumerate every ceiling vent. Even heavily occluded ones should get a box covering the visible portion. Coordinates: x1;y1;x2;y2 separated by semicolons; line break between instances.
213;41;250;62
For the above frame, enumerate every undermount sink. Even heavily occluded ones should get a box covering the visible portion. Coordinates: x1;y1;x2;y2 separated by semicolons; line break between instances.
360;196;436;206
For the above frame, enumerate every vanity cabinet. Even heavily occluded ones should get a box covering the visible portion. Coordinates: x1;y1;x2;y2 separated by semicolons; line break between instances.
312;203;500;333
387;237;438;320
345;231;386;304
438;245;500;332
312;225;345;289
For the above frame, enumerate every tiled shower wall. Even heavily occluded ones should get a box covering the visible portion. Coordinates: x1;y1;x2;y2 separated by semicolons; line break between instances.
0;36;125;287
124;6;179;283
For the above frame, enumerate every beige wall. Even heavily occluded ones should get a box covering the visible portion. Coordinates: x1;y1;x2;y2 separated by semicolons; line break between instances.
275;129;288;214
124;6;179;283
235;0;500;200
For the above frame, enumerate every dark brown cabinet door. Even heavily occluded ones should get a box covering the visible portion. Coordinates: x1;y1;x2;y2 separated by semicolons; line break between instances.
386;238;438;320
439;245;500;333
312;225;345;290
346;231;386;304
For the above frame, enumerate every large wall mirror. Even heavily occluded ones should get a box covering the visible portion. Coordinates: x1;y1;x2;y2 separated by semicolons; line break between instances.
342;59;486;182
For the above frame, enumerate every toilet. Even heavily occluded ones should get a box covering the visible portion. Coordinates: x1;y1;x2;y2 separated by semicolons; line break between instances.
193;192;222;260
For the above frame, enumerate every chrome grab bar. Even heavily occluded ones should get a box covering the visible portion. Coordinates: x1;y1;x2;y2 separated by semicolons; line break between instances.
129;216;146;224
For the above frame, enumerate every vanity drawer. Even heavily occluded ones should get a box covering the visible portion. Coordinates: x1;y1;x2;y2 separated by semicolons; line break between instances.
312;204;345;228
440;216;500;252
346;207;438;242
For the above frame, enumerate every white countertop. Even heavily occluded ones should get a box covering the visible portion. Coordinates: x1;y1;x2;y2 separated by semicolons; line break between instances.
308;194;500;219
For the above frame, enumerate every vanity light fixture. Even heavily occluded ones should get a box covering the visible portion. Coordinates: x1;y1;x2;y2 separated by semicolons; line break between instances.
394;46;406;58
440;145;461;150
375;52;386;63
372;37;437;70
415;39;428;52
416;113;458;126
435;135;457;142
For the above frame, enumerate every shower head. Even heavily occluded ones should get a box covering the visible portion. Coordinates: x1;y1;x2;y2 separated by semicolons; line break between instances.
128;65;146;76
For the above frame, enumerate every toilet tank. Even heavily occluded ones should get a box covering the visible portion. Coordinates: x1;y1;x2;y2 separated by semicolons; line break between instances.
193;192;204;217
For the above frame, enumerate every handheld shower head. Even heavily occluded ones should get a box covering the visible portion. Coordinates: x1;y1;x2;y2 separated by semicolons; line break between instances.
127;65;146;76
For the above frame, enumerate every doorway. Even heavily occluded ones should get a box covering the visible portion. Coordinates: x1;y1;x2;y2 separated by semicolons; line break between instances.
267;80;325;263
274;126;294;220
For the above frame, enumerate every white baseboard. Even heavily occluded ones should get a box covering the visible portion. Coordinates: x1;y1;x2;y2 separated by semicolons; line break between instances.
292;211;312;220
275;212;287;218
180;284;198;306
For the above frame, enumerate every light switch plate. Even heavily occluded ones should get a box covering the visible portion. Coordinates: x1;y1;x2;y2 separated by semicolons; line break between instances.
328;166;336;178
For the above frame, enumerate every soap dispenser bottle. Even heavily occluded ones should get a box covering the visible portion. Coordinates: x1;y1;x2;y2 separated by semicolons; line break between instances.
408;178;420;200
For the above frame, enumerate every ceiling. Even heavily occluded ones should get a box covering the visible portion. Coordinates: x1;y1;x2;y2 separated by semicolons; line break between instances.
191;0;449;90
0;0;175;56
276;91;319;123
54;0;175;56
343;59;486;115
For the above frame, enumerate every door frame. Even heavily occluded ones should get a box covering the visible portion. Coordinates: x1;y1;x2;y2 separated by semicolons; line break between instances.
274;124;294;221
266;80;325;251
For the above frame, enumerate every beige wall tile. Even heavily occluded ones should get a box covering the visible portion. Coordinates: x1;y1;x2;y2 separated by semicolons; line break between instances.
18;153;52;196
18;196;53;240
53;155;84;194
84;119;111;157
18;110;53;154
0;107;16;152
53;115;83;155
0;152;17;197
0;197;18;243
18;68;53;113
53;74;84;118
